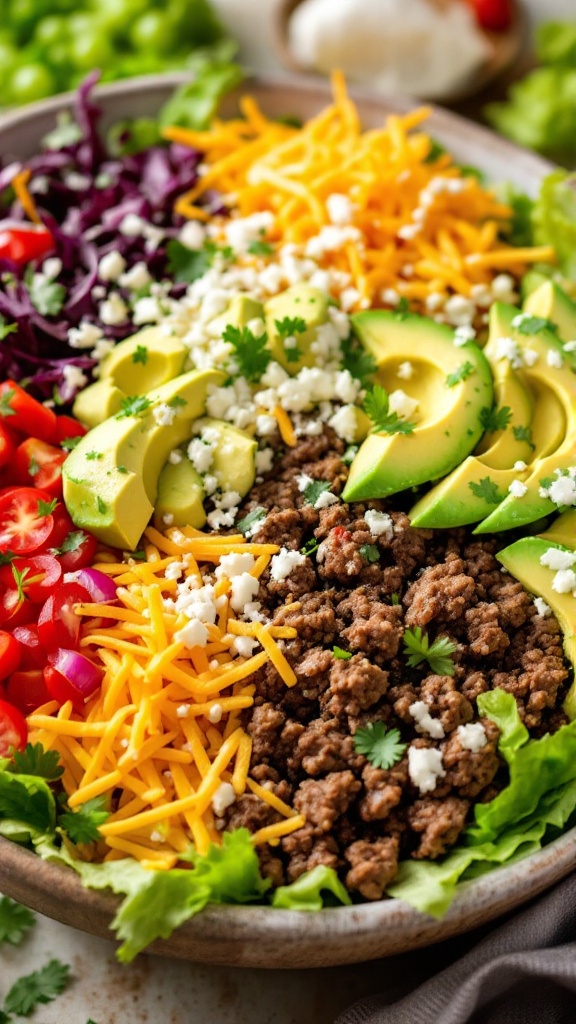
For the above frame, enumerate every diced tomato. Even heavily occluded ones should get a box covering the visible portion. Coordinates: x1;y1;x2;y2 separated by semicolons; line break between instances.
0;422;16;470
40;503;75;552
0;631;21;681
57;529;98;572
0;585;35;629
5;670;50;716
14;437;67;497
37;581;91;651
12;624;45;670
1;555;62;604
464;0;513;31
0;698;28;755
0;224;55;266
0;380;58;443
0;487;56;554
53;415;88;446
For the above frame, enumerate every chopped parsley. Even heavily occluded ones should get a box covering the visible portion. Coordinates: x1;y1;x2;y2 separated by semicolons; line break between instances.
300;536;320;556
60;796;110;844
236;506;266;536
0;897;35;947
165;239;211;283
391;593;400;605
132;344;149;365
3;959;70;1018
168;395;187;409
333;645;352;660
8;743;64;781
248;239;273;257
85;450;102;461
403;626;458;676
513;313;557;336
303;479;331;506
479;405;512;433
97;497;108;514
59;436;82;451
116;395;152;419
56;530;89;555
340;336;377;387
468;476;503;504
25;266;65;317
353;721;407;770
223;324;271;383
359;543;380;563
37;497;57;517
363;385;415;435
513;424;536;449
445;361;475;387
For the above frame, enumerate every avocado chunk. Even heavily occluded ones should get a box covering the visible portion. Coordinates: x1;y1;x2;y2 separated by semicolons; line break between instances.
474;303;576;534
73;379;126;429
539;509;576;549
523;280;576;345
342;311;493;502
264;284;330;374
496;536;576;718
410;359;534;528
209;295;265;337
193;418;257;498
99;326;188;396
62;368;224;550
153;458;206;531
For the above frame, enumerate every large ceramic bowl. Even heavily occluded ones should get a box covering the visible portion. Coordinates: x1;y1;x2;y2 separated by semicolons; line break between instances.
0;74;571;969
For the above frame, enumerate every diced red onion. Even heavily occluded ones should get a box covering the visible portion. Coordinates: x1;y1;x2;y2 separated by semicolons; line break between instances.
64;568;118;604
47;648;103;700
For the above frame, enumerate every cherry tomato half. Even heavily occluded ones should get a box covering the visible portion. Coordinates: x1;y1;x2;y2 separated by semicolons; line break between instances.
0;423;16;471
0;223;55;267
0;487;55;554
1;555;63;604
37;581;91;651
0;698;28;756
0;380;57;443
464;0;513;31
14;437;67;497
0;631;21;681
0;586;35;629
57;529;98;572
5;670;50;717
12;624;45;670
53;415;88;446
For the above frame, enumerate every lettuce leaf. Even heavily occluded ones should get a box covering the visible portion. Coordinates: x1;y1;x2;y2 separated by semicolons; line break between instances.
387;690;576;917
532;171;576;280
0;768;56;836
272;865;351;911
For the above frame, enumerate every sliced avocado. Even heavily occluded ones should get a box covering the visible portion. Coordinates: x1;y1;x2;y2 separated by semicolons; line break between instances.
539;509;576;549
194;417;257;498
99;327;188;396
496;536;576;718
73;379;126;429
342;311;493;502
474;303;576;534
265;284;330;374
62;368;224;550
153;458;206;531
523;280;576;345
520;268;553;301
209;295;265;336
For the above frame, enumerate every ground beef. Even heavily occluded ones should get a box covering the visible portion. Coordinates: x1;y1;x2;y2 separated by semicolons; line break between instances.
223;428;571;900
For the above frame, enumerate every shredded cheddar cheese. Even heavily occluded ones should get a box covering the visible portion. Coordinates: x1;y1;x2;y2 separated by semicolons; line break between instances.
164;72;555;310
28;526;304;865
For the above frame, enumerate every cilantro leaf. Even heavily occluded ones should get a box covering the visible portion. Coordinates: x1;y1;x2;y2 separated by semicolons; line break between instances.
0;388;16;419
340;336;377;387
468;476;504;504
403;626;458;676
166;239;211;283
353;721;407;770
300;537;319;556
0;317;17;342
0;897;35;946
333;646;352;660
248;240;273;257
26;272;66;317
8;743;64;781
116;395;152;419
56;530;88;555
479;405;512;433
37;497;58;517
132;344;148;365
303;479;331;506
445;361;475;387
223;324;271;383
274;315;307;339
236;507;266;536
59;435;81;451
512;312;557;336
513;424;536;449
359;543;380;563
97;497;108;514
363;385;415;435
60;796;110;844
28;454;40;476
4;959;70;1016
168;395;187;409
85;450;102;461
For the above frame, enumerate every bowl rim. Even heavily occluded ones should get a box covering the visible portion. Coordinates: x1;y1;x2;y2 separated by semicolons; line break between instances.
0;71;567;968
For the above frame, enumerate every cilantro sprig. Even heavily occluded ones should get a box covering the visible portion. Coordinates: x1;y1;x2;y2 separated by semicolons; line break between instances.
468;477;503;504
512;313;557;336
403;626;458;676
60;796;110;844
3;959;70;1018
116;395;152;419
353;721;407;770
0;897;35;947
132;344;149;365
445;361;475;387
513;424;535;449
8;743;64;781
236;507;266;537
479;405;512;433
363;385;415;435
303;479;331;506
223;324;271;383
25;266;65;317
340;336;376;387
274;315;307;364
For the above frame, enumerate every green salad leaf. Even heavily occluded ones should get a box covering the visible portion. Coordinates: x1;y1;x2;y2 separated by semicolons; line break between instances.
272;865;351;911
532;171;576;280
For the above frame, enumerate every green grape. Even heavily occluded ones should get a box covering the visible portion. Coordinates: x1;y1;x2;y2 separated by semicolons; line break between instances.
129;10;176;55
68;33;114;73
9;63;57;104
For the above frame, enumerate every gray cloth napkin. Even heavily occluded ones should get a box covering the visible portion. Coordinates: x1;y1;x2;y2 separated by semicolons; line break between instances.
334;872;576;1024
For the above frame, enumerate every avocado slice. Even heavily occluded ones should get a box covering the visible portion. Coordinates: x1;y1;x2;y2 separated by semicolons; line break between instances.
194;417;257;498
73;378;126;429
62;368;224;550
209;295;265;337
539;508;576;549
342;311;493;502
410;361;534;528
496;536;576;718
523;280;576;345
265;284;331;375
474;303;576;534
153;458;206;531
99;326;188;394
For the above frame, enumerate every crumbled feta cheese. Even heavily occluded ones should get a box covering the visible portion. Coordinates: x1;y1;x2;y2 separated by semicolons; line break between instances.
552;569;576;594
409;701;445;739
305;225;361;259
408;746;446;794
162;513;174;526
508;479;528;498
364;510;394;539
224;211;275;253
99;292;129;326
547;349;564;369
176;704;190;719
490;274;517;301
255;448;274;474
397;223;420;241
513;461;527;472
187;437;215;474
68;320;103;350
230;635;258;658
208;703;223;724
534;597;552;618
339;286;362;311
150;830;164;843
326;192;355;226
91;338;115;363
178;220;206;250
230;572;260;612
119;213;145;237
62;364;88;391
296;473;314;492
314;490;340;509
255;414;278;437
388;389;419;420
153;403;177;427
457;722;487;752
540;547;576;571
119;261;152;291
523;349;539;367
168;449;183;465
444;294;475;327
206;508;236;529
42;257;62;279
453;325;476;347
495;336;524;369
564;341;576;353
133;296;164;325
548;475;576;506
397;361;414;380
211;781;236;817
425;292;445;313
382;288;400;306
327;404;359;443
173;619;209;648
215;553;256;578
270;547;307;582
164;561;184;581
98;250;126;282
